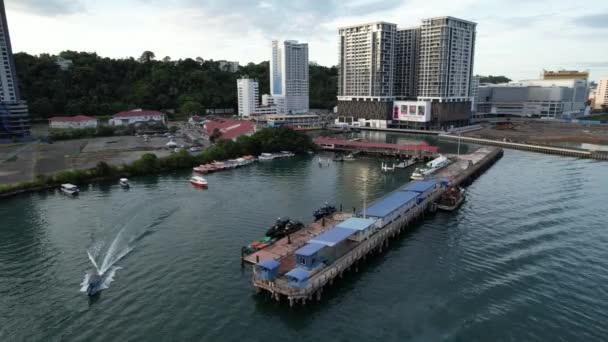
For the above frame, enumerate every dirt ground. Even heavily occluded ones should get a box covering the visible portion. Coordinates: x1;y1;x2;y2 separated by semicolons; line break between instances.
0;135;183;185
464;121;608;146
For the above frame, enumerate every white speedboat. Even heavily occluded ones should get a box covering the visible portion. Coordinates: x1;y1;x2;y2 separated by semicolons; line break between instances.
60;183;79;196
395;159;416;169
343;153;356;161
190;176;208;188
119;178;130;188
258;153;276;161
279;151;295;158
410;155;451;180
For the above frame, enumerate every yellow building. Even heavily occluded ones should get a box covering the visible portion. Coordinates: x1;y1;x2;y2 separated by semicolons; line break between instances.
542;69;589;80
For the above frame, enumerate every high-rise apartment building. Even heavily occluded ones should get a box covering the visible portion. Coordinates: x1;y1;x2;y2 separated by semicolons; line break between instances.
417;17;476;101
394;27;420;100
0;0;30;138
336;16;476;130
270;40;309;114
337;22;397;126
595;78;608;110
237;78;259;117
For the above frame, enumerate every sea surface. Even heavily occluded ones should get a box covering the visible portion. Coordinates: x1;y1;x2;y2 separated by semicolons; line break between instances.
1;133;607;341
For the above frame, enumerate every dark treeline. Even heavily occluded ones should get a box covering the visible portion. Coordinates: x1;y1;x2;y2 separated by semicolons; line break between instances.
14;51;338;120
477;75;512;84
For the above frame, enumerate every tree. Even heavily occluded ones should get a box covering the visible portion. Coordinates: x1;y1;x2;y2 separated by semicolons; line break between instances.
139;51;156;63
478;75;511;84
179;100;203;116
29;97;54;118
162;56;171;62
210;128;222;143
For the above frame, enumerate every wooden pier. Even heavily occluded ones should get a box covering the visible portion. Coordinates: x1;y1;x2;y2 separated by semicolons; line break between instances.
250;147;504;306
315;136;439;158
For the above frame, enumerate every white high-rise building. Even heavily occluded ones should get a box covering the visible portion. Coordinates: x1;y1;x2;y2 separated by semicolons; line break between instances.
237;78;259;117
596;78;608;110
0;0;30;137
270;40;309;114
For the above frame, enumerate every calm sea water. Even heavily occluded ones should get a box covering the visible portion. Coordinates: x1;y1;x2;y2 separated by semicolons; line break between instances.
1;134;607;341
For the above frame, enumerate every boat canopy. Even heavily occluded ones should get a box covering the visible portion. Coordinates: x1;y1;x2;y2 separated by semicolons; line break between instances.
256;258;280;271
61;183;77;189
401;180;437;193
286;268;310;281
336;217;376;231
362;191;419;218
295;242;325;257
308;227;355;247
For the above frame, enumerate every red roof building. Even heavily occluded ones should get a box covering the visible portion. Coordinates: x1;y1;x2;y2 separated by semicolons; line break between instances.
203;119;256;141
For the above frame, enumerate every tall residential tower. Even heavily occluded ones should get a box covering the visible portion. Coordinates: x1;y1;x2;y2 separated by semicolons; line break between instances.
336;16;477;129
270;40;309;114
337;22;397;125
0;0;30;138
237;78;259;117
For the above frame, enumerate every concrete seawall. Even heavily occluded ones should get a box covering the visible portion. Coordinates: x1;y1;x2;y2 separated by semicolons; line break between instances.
439;134;608;161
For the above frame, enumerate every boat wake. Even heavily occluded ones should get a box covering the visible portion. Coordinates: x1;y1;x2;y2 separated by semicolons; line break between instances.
80;206;177;294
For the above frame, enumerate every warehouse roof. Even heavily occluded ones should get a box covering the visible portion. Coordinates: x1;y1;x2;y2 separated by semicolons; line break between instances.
362;191;419;218
286;268;310;281
336;217;377;231
308;227;355;247
401;180;437;193
295;243;325;257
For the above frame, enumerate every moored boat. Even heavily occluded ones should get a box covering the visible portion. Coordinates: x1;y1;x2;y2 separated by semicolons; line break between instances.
394;158;416;169
313;203;336;220
60;183;79;196
411;155;451;180
190;176;208;188
119;178;130;188
437;187;466;211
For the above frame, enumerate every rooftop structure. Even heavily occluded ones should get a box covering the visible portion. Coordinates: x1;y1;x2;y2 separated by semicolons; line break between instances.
203;119;256;141
542;69;589;81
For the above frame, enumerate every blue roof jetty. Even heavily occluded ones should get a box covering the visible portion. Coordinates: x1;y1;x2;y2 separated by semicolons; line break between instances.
336;217;376;231
256;258;280;270
295;242;325;257
309;227;355;247
361;191;419;218
286;267;310;281
401;179;437;193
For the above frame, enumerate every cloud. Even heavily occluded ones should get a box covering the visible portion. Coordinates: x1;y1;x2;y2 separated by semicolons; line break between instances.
180;0;403;39
7;0;86;16
573;13;608;28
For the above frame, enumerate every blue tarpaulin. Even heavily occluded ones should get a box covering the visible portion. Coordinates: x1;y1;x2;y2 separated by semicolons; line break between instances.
336;217;376;231
286;268;310;281
309;227;355;247
256;259;280;270
401;179;437;193
295;242;325;257
361;191;419;218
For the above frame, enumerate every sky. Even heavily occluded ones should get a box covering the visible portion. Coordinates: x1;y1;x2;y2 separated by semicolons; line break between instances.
5;0;608;81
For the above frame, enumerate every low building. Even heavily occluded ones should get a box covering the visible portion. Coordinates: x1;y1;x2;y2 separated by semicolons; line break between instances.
203;119;256;141
49;115;98;129
254;105;278;116
55;57;73;71
476;78;589;118
218;60;240;73
109;109;167;126
265;114;323;129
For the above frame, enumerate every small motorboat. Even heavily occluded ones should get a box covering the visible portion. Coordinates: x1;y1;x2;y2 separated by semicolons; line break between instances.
258;153;276;161
60;183;79;196
119;178;130;188
437;187;466;211
313;202;337;220
343;153;356;161
190;176;208;188
395;159;416;169
86;271;104;296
